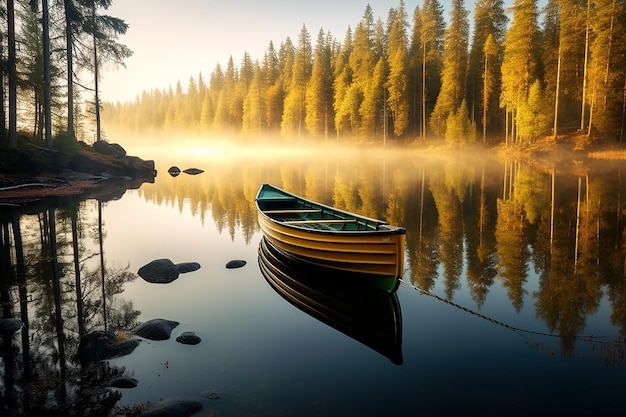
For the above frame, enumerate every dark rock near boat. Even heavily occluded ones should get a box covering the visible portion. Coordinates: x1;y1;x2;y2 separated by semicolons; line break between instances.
138;259;179;283
182;168;204;175
140;398;202;417
138;259;201;283
110;376;138;388
0;318;22;335
134;318;179;341
175;331;201;345
76;330;141;364
168;166;181;177
225;259;246;269
175;262;201;274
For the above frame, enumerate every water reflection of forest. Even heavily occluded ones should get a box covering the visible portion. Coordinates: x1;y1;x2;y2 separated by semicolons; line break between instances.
3;152;626;414
1;199;140;415
141;152;626;348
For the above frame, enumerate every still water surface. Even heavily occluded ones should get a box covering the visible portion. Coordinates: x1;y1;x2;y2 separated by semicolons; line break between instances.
2;146;626;416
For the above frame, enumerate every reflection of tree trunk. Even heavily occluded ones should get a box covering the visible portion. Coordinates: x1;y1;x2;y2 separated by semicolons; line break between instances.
49;209;67;380
419;166;425;245
98;202;107;329
480;167;485;247
550;169;555;250
553;41;561;140
71;209;85;336
575;177;582;269
12;215;32;380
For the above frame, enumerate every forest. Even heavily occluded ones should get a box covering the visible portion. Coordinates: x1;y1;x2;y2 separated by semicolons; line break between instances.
103;0;626;147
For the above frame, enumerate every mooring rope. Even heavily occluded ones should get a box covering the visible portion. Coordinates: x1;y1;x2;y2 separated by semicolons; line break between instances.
399;278;615;343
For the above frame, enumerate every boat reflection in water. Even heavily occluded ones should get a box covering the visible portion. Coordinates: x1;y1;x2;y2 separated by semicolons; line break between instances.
258;237;403;365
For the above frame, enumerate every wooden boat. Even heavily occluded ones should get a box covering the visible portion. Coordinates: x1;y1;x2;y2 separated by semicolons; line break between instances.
258;237;403;365
255;184;406;292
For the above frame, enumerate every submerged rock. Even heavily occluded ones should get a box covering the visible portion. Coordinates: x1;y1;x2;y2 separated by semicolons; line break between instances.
77;330;140;364
138;259;201;283
168;166;181;177
138;259;179;283
176;331;201;345
182;168;204;175
140;398;202;417
110;376;139;388
134;318;179;341
175;262;201;274
225;260;246;269
0;318;23;335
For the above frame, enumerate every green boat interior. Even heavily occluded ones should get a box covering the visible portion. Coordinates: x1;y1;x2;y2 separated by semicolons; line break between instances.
257;193;381;232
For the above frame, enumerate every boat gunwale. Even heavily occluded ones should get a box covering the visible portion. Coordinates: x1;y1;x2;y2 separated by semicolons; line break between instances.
255;184;406;237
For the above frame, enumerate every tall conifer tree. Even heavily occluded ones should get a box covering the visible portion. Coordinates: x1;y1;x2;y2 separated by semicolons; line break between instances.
429;0;470;137
500;0;541;143
386;1;410;138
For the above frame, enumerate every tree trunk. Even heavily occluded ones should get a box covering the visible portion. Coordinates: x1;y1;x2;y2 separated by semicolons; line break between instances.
580;0;590;131
93;6;102;142
64;0;75;138
42;0;53;147
553;41;562;140
7;0;17;148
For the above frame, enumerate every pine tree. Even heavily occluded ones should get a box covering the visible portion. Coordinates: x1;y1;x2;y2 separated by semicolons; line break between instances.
305;30;334;138
467;0;507;137
430;0;470;137
419;0;446;139
386;2;410;138
334;27;355;138
281;25;312;138
500;0;541;144
517;79;550;142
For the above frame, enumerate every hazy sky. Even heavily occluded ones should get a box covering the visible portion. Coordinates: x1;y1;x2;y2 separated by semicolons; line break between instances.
101;0;451;103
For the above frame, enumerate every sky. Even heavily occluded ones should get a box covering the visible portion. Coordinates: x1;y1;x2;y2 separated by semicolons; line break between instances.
101;0;450;103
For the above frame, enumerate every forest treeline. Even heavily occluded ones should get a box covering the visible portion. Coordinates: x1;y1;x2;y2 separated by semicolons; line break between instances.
0;0;130;149
104;0;626;146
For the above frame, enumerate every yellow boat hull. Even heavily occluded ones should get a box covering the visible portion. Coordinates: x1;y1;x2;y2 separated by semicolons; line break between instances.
257;208;405;278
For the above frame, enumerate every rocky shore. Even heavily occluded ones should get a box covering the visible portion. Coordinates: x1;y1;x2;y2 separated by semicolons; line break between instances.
0;140;157;208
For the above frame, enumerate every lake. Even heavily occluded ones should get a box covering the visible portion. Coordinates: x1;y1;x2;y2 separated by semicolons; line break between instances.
1;145;626;416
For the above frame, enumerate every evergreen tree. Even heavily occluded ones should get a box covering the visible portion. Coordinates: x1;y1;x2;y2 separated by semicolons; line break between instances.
408;4;423;136
445;99;476;145
281;24;312;137
242;61;264;135
350;5;377;137
500;0;541;144
334;27;355;138
419;0;446;138
517;79;551;141
305;29;334;138
586;0;626;137
467;0;507;137
430;0;470;137
386;2;410;138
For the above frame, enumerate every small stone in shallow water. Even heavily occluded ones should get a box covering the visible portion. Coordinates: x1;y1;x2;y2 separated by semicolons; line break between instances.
110;377;138;388
225;260;246;269
0;318;22;335
183;168;204;175
134;318;179;340
175;262;201;274
176;331;201;345
138;259;179;284
168;166;181;177
202;391;221;400
140;398;202;417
